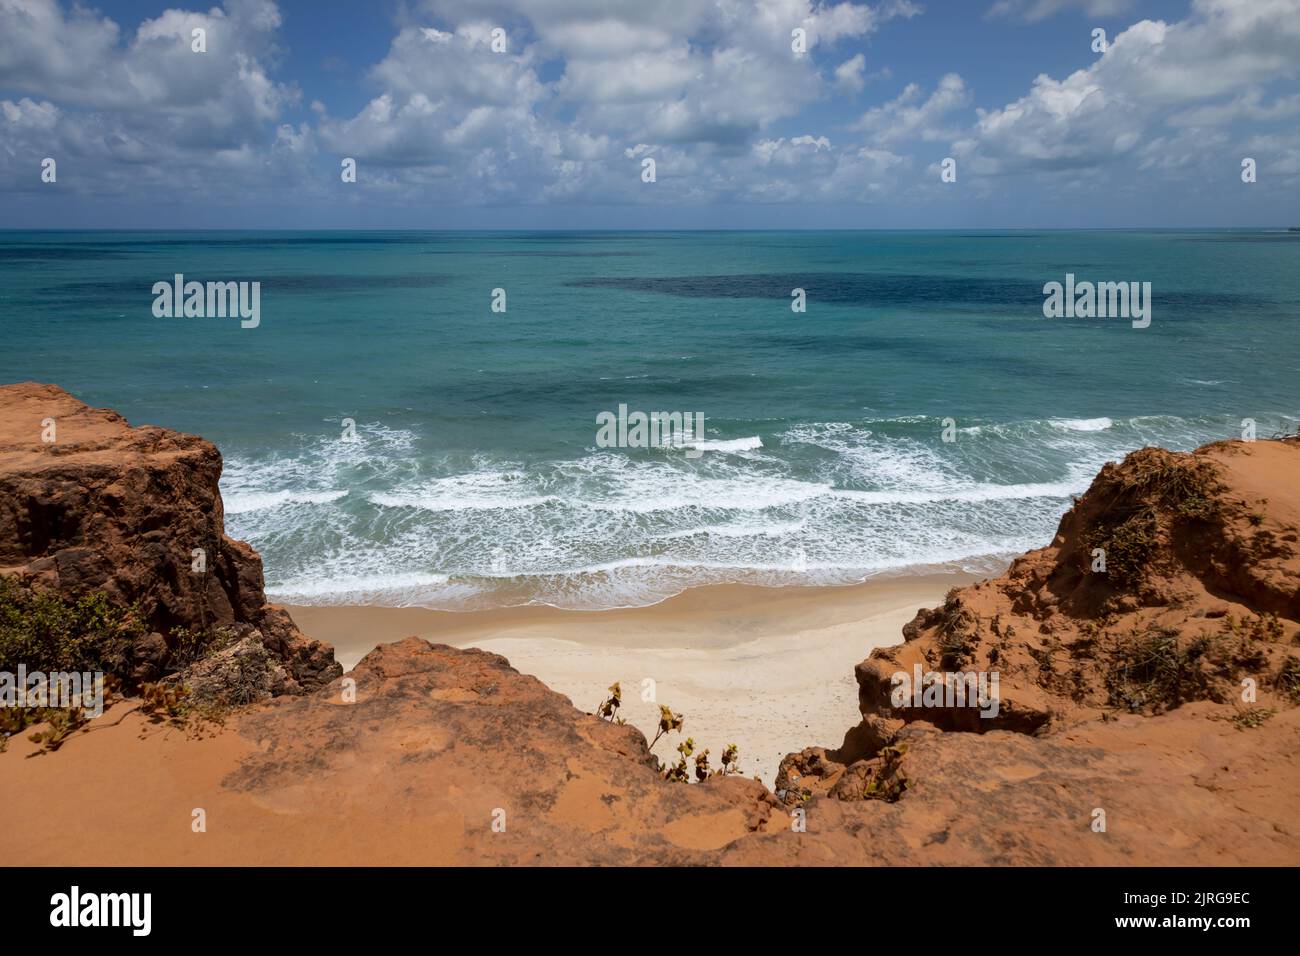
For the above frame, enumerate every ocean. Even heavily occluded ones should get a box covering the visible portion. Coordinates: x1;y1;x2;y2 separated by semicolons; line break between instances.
2;229;1297;610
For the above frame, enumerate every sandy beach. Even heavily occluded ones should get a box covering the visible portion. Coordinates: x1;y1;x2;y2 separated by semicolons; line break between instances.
287;571;981;784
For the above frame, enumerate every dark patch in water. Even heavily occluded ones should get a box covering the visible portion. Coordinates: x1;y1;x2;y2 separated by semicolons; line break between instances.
73;234;452;249
1177;233;1300;244
422;250;640;258
568;272;1269;311
45;273;454;298
0;246;129;261
570;273;1045;307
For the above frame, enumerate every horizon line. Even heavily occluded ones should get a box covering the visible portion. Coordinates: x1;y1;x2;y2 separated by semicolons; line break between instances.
3;226;1298;234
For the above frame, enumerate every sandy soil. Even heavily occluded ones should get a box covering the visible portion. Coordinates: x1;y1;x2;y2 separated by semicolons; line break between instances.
288;573;979;784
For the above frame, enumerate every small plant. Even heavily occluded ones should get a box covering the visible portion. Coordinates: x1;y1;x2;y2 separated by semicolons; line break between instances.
719;743;740;775
935;592;979;670
1229;707;1275;730
1276;656;1300;704
26;707;88;753
693;747;711;781
139;682;188;723
637;702;743;783
1085;508;1158;590
1;706;54;752
663;737;695;783
1212;707;1276;730
647;704;685;752
1105;626;1217;712
594;682;621;721
861;743;909;802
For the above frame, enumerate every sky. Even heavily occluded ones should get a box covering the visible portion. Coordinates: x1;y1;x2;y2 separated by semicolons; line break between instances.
1;0;1298;229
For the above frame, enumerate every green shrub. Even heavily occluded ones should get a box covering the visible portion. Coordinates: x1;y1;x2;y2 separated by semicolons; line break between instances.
0;576;143;678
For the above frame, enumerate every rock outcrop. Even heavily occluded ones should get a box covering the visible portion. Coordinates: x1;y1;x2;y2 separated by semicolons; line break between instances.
776;439;1300;828
0;382;339;694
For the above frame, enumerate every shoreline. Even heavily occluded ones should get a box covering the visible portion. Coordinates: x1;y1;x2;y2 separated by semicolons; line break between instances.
287;571;986;784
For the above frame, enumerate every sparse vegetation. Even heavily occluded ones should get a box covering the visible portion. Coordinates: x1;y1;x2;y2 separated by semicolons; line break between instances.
170;625;234;668
1276;656;1300;705
594;682;624;723
593;690;742;783
935;591;978;670
0;576;143;679
1226;707;1275;730
1;707;39;752
136;681;229;734
1126;454;1224;520
25;707;88;752
139;682;188;723
1082;454;1225;591
1220;613;1284;644
0;577;268;749
1105;626;1217;713
652;709;743;783
862;743;909;801
201;639;275;707
1085;508;1158;589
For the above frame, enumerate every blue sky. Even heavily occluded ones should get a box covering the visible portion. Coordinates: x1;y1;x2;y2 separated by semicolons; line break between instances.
1;0;1298;228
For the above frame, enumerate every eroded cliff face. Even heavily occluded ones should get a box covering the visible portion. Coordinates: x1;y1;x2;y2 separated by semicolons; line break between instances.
0;382;339;693
776;439;1300;840
2;383;1297;866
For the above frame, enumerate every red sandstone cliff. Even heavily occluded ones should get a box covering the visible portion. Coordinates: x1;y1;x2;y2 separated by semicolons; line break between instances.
0;382;339;694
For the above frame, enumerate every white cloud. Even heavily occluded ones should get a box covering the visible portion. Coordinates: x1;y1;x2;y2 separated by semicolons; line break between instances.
962;0;1300;175
853;73;970;144
835;53;867;92
0;0;289;125
3;0;1298;218
1168;88;1300;126
310;0;922;204
0;0;300;198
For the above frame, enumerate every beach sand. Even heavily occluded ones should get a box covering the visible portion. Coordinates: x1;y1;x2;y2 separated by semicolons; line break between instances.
287;571;983;784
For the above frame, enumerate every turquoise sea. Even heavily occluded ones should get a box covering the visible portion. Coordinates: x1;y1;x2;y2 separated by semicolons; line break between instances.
2;229;1297;609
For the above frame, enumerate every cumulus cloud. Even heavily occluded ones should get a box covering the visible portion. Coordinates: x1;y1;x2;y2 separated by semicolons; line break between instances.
852;73;970;144
834;53;867;92
0;0;290;125
959;0;1300;176
0;0;300;198
314;0;922;203
316;22;549;182
2;0;1298;219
